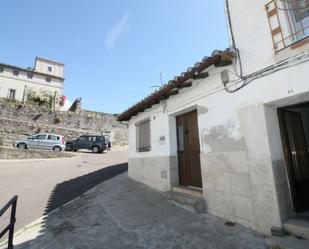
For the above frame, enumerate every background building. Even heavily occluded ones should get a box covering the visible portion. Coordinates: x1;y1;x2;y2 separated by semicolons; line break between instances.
0;57;64;101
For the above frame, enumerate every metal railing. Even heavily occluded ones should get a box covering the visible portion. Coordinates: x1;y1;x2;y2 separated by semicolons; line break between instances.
0;196;18;249
266;0;309;52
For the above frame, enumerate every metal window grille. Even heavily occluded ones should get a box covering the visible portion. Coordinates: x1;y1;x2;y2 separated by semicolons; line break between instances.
136;119;151;152
266;0;309;52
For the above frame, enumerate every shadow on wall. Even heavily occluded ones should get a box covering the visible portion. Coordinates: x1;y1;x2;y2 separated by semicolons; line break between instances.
14;163;128;249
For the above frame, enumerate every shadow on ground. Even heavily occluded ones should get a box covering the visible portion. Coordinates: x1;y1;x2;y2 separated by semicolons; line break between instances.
12;171;267;249
5;163;127;249
44;163;128;214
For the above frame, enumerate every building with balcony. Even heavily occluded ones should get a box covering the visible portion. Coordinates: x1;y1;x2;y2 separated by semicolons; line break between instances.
118;0;309;235
0;57;64;101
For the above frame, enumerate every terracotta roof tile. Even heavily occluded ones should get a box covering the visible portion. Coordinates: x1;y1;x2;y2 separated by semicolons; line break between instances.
118;50;233;121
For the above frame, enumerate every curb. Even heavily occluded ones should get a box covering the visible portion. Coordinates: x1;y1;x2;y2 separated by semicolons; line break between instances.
0;154;79;163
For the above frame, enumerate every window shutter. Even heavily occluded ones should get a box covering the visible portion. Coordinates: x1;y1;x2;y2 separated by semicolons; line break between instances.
136;119;151;152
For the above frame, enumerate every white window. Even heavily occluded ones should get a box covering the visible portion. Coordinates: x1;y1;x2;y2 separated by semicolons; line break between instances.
293;0;309;37
48;66;53;72
13;70;19;76
8;89;16;99
136;119;151;152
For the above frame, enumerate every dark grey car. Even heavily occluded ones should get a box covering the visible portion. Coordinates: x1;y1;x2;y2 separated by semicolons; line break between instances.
65;135;106;153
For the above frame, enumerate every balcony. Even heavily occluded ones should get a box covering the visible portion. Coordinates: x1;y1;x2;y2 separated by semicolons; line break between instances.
266;0;309;52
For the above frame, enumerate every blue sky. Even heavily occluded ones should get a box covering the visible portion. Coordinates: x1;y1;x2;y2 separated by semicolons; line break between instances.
0;0;228;113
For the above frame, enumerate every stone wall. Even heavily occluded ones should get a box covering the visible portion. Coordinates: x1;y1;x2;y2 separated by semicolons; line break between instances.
0;102;128;146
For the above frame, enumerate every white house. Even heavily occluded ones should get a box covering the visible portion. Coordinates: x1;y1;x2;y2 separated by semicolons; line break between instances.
118;0;309;235
0;57;64;101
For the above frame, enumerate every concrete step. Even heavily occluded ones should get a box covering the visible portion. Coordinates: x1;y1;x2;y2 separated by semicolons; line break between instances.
284;218;309;240
265;235;309;249
162;187;206;214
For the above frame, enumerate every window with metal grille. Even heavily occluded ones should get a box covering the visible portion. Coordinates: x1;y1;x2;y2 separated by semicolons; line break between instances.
136;119;151;152
266;0;309;52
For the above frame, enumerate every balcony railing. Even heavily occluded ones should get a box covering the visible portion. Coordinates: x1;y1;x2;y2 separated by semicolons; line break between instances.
266;0;309;52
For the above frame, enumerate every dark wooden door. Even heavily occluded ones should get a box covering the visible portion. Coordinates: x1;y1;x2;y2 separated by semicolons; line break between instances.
279;109;309;212
176;110;202;188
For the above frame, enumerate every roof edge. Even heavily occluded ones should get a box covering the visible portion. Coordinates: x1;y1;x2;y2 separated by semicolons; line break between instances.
117;49;234;122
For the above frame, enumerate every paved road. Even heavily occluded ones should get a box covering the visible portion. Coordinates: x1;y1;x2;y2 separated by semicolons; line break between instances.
12;173;266;249
0;149;128;231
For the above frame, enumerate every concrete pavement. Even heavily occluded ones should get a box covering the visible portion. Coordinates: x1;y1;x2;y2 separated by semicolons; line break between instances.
0;149;128;232
10;173;267;249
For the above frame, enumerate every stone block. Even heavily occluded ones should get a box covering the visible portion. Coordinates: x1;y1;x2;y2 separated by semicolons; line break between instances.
230;172;252;196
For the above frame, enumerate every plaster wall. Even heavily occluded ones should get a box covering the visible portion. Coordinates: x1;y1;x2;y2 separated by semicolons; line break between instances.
0;67;63;101
35;58;64;77
226;0;309;74
127;0;309;234
128;57;309;234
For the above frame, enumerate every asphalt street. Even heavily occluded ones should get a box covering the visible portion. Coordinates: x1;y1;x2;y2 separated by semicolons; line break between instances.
0;149;128;232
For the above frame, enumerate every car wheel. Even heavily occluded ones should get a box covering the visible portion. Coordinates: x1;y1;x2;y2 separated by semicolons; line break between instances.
17;143;27;149
53;146;61;152
92;146;100;153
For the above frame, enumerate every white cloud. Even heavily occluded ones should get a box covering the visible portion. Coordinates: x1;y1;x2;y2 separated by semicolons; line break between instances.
104;12;130;49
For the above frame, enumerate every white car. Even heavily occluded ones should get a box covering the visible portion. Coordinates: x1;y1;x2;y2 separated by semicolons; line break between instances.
13;133;66;152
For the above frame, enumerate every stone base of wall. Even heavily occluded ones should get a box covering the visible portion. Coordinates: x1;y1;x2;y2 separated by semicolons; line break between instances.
201;151;289;235
128;156;178;192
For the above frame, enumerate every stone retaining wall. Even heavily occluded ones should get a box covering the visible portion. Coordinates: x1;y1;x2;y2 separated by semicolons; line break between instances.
0;102;128;146
0;147;75;160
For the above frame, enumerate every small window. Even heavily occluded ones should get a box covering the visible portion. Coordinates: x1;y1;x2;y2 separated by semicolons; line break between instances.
48;66;53;72
0;66;4;73
136;119;151;152
78;136;88;142
13;70;19;76
33;134;47;140
46;77;51;82
47;135;57;140
8;89;16;99
27;72;33;79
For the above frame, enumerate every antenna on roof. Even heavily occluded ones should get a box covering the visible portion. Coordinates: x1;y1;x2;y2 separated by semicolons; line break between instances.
150;70;165;89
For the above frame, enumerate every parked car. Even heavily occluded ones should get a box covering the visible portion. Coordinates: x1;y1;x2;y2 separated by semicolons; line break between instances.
104;135;111;150
65;135;106;153
13;133;66;152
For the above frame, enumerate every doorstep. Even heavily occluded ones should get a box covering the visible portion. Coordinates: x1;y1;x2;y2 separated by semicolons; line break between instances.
162;185;206;214
283;216;309;240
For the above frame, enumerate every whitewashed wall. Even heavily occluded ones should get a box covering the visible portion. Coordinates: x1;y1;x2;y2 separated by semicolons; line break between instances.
127;0;309;234
0;67;63;101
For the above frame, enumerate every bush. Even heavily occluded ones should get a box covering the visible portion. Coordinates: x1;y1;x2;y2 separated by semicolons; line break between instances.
26;88;59;108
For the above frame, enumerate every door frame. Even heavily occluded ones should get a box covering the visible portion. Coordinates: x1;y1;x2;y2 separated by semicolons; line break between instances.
176;109;203;189
277;101;309;213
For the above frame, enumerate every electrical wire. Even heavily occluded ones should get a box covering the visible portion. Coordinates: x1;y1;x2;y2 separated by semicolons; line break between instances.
224;51;309;93
224;0;309;94
225;0;243;79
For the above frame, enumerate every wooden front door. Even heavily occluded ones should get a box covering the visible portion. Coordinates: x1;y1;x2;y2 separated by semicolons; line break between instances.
278;109;309;213
176;110;202;188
